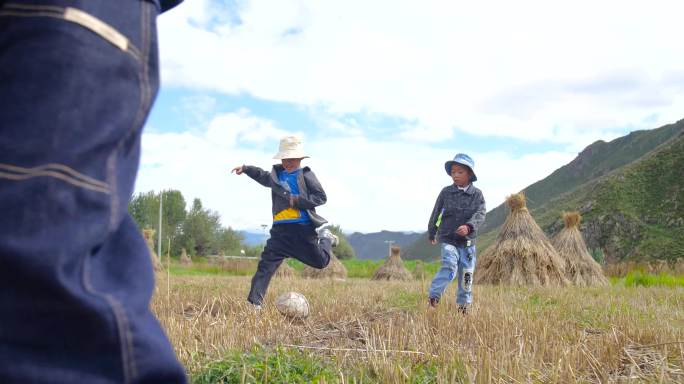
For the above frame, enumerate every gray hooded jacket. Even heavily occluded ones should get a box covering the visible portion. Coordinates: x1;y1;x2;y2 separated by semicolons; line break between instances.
242;165;328;228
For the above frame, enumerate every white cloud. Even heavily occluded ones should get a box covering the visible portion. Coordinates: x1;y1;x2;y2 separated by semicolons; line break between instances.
157;0;684;144
204;108;292;148
136;111;575;232
142;1;684;232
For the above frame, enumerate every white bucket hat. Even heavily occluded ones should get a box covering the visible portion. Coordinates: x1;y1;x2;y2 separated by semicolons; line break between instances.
273;136;309;159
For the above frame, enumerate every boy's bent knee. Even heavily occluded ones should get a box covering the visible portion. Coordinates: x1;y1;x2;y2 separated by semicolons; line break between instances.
312;256;330;269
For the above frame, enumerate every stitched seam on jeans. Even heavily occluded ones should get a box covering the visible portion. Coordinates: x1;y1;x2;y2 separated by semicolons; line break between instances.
0;167;111;194
82;253;133;384
104;294;136;384
0;162;109;188
63;7;127;50
0;4;142;60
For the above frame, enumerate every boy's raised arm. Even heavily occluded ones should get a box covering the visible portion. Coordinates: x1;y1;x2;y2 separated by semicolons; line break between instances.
293;171;327;209
241;165;272;188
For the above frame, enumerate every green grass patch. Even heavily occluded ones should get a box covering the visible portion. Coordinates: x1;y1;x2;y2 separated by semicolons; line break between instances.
621;271;684;288
172;258;442;279
342;259;384;278
169;265;227;276
290;259;441;279
387;290;424;309
192;347;339;384
169;261;256;277
191;347;466;384
526;293;559;308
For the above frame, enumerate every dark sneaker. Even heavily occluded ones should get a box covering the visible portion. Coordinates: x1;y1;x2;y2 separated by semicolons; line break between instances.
317;227;339;247
428;297;439;308
458;305;468;315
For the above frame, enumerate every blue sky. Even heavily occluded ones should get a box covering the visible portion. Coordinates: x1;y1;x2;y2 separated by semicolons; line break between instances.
147;89;573;155
135;0;684;233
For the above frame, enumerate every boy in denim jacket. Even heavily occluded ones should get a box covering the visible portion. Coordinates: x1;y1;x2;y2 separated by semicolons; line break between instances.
232;136;338;308
427;153;486;313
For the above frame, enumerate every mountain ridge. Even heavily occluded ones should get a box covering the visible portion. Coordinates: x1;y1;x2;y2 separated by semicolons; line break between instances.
347;230;422;260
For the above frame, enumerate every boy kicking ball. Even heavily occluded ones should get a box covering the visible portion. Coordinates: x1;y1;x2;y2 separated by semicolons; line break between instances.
232;136;338;309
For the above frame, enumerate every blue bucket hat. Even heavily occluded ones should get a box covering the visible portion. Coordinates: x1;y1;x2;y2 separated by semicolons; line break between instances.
444;153;477;181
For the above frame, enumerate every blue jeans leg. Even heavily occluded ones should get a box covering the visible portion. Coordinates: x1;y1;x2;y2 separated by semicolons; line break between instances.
0;1;186;383
428;244;459;300
456;246;477;306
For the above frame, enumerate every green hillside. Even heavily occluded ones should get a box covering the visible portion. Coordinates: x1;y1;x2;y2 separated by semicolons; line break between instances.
403;232;440;261
406;119;684;262
479;120;684;235
532;129;684;262
348;230;422;260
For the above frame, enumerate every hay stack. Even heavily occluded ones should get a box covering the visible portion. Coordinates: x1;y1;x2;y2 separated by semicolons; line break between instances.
275;261;296;279
674;258;684;275
180;248;192;266
648;259;669;274
142;228;163;272
551;212;608;286
372;246;413;281
302;253;347;281
413;260;426;280
478;193;568;286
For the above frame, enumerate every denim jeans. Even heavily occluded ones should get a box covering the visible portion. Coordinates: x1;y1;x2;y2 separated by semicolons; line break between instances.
248;223;332;305
0;1;186;382
428;243;477;306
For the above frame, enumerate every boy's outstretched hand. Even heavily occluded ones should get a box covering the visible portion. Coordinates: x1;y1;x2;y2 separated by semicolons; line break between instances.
231;165;244;175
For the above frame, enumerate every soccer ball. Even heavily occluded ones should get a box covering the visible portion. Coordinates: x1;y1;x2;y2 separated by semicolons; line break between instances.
275;291;310;319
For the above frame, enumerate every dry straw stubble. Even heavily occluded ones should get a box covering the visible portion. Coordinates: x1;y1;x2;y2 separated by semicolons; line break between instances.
154;275;684;383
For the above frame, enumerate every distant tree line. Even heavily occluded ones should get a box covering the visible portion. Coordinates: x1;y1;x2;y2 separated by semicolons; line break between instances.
325;224;355;260
129;190;245;257
128;189;355;259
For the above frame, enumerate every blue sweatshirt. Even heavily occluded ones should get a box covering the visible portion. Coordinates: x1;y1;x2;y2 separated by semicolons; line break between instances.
273;169;311;224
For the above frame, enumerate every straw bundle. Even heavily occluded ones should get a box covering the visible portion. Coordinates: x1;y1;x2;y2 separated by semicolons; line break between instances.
551;212;608;286
275;261;296;279
674;258;684;275
372;246;413;281
180;247;192;266
142;228;163;272
413;260;427;280
478;193;568;286
647;260;669;274
302;253;347;281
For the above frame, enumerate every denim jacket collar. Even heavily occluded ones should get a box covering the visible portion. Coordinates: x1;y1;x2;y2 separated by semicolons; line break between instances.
447;183;474;194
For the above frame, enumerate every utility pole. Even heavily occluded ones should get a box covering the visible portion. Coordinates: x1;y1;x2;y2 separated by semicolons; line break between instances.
384;240;395;257
158;192;163;262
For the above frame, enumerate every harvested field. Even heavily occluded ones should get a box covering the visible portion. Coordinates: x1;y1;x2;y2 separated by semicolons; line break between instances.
153;275;684;383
